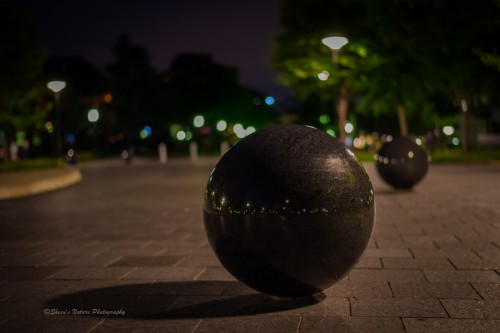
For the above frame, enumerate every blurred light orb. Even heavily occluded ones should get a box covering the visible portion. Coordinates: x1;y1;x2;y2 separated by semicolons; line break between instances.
245;126;256;136
140;126;152;139
375;136;429;189
344;123;354;134
216;120;227;132
176;130;186;141
233;123;246;138
318;70;329;81
87;109;99;122
64;133;76;143
264;96;275;106
326;129;336;137
45;122;54;133
442;126;455;136
415;138;422;145
452;137;460;146
194;115;205;128
319;114;330;124
203;125;375;297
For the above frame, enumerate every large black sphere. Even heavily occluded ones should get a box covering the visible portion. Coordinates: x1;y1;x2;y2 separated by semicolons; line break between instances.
203;125;375;297
375;136;429;189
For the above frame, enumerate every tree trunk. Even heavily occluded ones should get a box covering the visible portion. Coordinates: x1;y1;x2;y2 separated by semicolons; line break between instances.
337;86;348;143
397;103;409;137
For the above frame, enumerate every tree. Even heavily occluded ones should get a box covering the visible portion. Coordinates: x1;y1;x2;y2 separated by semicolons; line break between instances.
274;0;500;145
0;3;48;159
106;34;157;148
273;0;366;141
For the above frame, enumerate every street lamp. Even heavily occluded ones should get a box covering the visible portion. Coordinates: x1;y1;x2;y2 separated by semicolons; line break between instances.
321;36;349;143
47;80;66;156
322;36;348;61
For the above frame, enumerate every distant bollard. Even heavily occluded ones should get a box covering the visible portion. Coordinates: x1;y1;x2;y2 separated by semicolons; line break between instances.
220;141;229;156
375;136;429;189
158;143;167;164
190;142;198;162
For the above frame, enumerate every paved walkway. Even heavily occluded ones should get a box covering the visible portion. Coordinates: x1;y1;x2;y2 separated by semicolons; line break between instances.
0;159;498;332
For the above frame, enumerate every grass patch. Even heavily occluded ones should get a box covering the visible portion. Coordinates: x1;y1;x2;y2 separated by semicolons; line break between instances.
430;149;500;163
0;158;65;173
353;148;500;163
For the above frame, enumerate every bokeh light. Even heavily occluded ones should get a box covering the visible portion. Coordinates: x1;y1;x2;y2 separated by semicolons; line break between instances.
193;115;205;128
264;96;275;106
216;120;227;131
87;109;99;122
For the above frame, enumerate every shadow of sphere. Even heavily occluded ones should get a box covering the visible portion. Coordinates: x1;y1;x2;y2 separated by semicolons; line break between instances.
45;282;326;318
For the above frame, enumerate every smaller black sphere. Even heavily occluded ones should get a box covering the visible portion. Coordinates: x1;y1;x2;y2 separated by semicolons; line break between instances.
375;136;429;189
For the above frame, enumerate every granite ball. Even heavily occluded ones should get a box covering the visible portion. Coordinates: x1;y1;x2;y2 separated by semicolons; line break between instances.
203;125;375;297
375;136;429;189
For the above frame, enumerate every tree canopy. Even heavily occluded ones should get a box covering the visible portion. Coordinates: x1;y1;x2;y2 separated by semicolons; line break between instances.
273;0;500;142
0;4;47;136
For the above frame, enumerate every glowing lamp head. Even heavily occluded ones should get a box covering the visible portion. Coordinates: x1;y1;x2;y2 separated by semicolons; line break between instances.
321;36;348;50
47;81;66;93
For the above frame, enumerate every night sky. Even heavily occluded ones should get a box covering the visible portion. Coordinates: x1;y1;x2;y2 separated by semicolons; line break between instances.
14;0;289;100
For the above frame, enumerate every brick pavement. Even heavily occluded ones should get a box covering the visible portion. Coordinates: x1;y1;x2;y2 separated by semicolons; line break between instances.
0;158;499;332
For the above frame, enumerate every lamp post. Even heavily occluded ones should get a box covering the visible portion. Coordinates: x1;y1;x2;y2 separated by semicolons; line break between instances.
321;36;349;143
47;81;66;157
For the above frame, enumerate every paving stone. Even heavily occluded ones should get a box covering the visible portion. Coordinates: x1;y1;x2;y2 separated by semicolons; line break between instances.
390;282;481;299
257;296;349;317
441;299;500;319
0;267;63;280
109;255;183;267
351;298;447;317
449;257;500;270
194;315;300;333
382;257;455;269
363;249;412;258
121;267;203;281
174;255;222;267
403;318;500;333
348;269;427;283
91;318;202;333
424;270;500;283
195;267;236;281
299;316;405;333
376;240;436;249
411;249;480;260
0;254;55;267
45;267;134;280
164;295;260;318
325;280;393;298
354;257;382;269
41;254;123;267
0;314;104;333
472;283;500;300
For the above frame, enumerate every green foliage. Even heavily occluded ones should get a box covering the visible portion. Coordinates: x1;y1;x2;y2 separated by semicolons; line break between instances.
274;0;500;135
430;149;500;163
0;4;48;134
